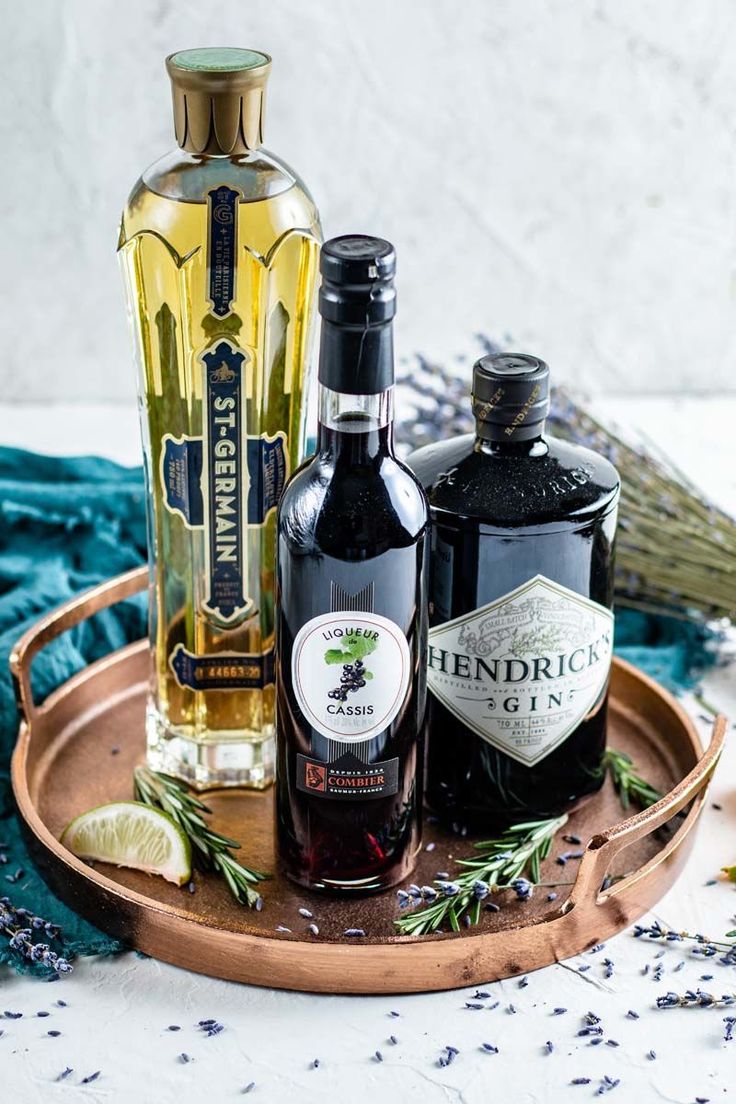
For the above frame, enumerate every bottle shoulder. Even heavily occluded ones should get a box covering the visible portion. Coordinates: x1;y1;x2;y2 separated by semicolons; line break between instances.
278;451;428;553
127;146;317;206
408;432;620;528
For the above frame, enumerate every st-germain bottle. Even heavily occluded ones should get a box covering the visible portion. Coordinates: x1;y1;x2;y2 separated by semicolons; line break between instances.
409;353;620;828
118;49;321;789
275;236;429;892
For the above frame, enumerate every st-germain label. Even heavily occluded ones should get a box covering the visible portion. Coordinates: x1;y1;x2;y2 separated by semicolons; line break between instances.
426;575;613;766
207;185;239;317
296;751;399;801
170;644;275;691
202;339;250;621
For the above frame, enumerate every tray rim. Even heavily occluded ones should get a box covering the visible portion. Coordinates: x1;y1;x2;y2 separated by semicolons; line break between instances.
8;568;728;993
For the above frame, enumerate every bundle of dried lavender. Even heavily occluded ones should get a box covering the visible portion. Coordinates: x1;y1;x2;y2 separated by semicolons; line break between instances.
397;345;736;622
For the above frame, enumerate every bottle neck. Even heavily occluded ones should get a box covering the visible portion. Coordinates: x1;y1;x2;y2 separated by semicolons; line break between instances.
317;386;394;462
474;419;547;456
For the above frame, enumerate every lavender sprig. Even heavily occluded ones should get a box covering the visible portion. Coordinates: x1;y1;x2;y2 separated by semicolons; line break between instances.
604;749;662;811
133;766;269;908
656;989;736;1010
394;815;568;936
633;922;736;963
0;897;72;977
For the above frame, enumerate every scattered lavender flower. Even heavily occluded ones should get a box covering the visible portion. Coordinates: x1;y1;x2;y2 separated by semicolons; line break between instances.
56;1067;73;1081
298;907;313;919
343;929;366;937
481;1043;499;1054
80;1071;101;1084
242;1083;255;1094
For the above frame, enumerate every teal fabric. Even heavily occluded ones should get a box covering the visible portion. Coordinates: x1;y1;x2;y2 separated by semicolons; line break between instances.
0;446;721;976
0;448;147;974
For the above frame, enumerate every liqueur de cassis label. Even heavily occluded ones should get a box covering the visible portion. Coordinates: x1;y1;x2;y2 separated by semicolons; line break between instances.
426;575;613;766
296;751;399;801
291;611;411;743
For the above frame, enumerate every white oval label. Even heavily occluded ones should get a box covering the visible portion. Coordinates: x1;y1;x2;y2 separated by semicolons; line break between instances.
291;611;412;743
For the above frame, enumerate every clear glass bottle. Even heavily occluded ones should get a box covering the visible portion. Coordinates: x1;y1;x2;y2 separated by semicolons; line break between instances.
409;354;620;828
275;237;429;892
118;48;322;789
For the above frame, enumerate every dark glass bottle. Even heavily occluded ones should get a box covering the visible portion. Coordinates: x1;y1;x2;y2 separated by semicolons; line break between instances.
409;353;620;829
275;236;429;893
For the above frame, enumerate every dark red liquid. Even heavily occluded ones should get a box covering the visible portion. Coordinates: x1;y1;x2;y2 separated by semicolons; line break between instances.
275;419;428;892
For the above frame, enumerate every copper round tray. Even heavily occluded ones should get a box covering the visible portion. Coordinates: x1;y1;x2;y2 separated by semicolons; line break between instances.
9;567;726;994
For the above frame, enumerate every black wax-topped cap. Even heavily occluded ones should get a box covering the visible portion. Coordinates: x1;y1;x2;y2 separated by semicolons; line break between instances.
320;235;396;285
472;353;550;441
318;235;397;395
319;235;397;327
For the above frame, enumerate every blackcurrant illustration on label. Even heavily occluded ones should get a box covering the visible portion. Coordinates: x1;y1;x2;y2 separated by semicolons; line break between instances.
323;634;375;703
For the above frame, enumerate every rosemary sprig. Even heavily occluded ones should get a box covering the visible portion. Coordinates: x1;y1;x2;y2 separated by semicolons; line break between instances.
394;815;568;936
133;766;269;909
604;748;663;810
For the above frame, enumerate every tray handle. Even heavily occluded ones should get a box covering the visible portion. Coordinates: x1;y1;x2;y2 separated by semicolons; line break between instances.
9;565;149;728
568;714;727;908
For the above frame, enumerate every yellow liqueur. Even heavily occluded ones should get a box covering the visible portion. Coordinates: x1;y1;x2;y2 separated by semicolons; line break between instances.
118;48;321;788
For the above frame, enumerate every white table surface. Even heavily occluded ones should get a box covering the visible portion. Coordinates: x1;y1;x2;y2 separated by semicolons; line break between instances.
1;398;734;1104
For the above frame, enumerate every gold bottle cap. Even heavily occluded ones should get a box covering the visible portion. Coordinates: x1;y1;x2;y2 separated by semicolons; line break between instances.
166;47;271;156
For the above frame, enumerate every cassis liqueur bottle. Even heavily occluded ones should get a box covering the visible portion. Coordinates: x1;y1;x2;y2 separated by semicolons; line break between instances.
409;354;620;828
275;236;429;892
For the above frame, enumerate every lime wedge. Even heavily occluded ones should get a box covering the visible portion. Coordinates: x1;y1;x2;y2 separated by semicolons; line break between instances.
61;801;191;886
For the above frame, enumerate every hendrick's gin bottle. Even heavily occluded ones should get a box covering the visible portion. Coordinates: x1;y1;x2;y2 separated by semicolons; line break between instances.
409;353;620;828
275;236;429;892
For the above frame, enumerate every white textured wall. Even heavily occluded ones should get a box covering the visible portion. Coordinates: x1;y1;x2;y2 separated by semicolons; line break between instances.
3;0;735;401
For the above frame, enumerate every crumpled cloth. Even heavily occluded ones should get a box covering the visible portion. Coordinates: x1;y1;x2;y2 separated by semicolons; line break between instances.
0;446;719;974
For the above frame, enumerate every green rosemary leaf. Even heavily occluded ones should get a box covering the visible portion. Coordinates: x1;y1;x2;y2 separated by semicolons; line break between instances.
133;765;269;908
394;814;568;937
604;748;662;811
